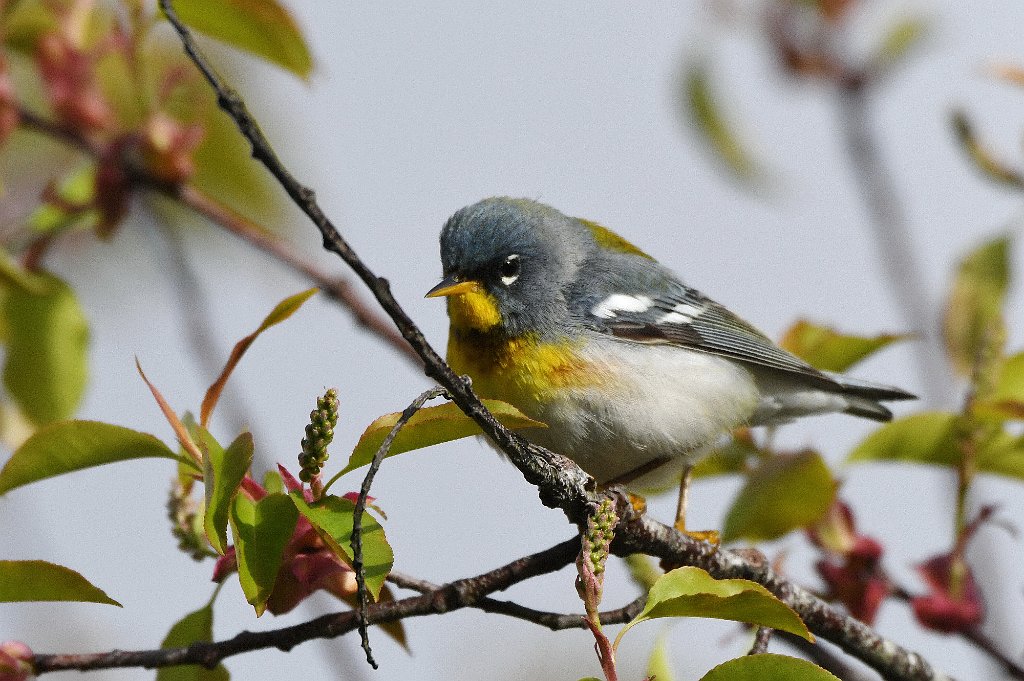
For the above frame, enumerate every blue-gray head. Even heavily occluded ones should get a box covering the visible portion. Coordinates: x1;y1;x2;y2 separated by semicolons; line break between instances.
427;198;592;338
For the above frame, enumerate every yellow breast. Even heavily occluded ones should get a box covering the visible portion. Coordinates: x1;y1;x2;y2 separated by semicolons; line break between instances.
447;328;601;407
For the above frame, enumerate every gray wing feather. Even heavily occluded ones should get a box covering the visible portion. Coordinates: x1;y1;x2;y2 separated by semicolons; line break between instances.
592;286;912;401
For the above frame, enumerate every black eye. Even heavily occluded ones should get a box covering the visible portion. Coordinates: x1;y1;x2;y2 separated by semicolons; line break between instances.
499;254;521;285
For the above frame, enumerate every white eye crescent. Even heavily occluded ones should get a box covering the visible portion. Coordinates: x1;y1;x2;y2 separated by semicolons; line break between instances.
499;254;521;285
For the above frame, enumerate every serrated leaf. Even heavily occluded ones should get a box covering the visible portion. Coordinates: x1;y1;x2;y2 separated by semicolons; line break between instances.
340;400;544;477
847;412;960;467
289;492;392;601
871;17;927;72
684;61;758;181
779;320;909;373
723;451;836;543
0;420;193;495
698;654;839;681
230;492;298;616
646;632;676;681
943;235;1011;375
202;431;254;555
2;271;89;425
617;567;812;646
166;0;312;78
200;288;317;427
157;602;230;681
0;560;120;606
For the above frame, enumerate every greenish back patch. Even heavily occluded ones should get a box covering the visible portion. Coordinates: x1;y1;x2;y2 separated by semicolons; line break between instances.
579;219;654;259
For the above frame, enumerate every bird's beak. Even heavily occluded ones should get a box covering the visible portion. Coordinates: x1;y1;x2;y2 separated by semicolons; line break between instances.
425;275;479;298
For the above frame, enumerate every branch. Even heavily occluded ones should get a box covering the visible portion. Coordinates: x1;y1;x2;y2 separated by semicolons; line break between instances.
14;105;421;368
387;570;645;630
747;626;773;655
150;4;955;680
32;538;579;674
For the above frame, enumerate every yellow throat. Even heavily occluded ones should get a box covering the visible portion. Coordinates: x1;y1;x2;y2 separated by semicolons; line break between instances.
438;283;598;406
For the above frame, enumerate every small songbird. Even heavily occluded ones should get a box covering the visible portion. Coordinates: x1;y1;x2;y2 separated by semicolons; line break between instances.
427;197;914;532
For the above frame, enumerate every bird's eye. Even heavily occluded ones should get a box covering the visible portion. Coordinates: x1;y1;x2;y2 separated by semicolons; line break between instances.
499;254;521;285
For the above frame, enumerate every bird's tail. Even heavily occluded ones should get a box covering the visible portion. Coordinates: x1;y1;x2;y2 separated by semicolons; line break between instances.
827;372;917;422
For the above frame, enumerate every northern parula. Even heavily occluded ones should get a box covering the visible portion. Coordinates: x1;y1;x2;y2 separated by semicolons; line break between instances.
427;197;914;500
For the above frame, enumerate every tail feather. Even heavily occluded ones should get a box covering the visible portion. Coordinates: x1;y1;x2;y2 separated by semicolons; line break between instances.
829;372;916;422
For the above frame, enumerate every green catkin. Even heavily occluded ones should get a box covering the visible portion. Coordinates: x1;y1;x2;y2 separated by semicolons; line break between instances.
298;388;339;482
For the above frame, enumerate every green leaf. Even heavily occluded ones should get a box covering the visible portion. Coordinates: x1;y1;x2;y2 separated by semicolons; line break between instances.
684;60;758;181
624;554;662;592
200;288;317;427
942;235;1012;376
1;1;57;53
723;451;836;543
617;567;812;646
230;492;298;617
646;632;676;681
157;602;230;681
951;111;1024;191
989;352;1024;404
167;0;313;78
340;400;545;477
0;420;192;495
849;411;1024;480
692;430;761;480
870;17;927;72
289;492;393;601
0;560;120;606
2;271;89;425
202;431;254;555
699;654;839;681
847;412;960;467
976;431;1024;481
27;164;99;234
779;320;910;373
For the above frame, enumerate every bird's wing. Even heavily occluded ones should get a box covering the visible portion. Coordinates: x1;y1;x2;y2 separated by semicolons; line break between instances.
586;285;838;388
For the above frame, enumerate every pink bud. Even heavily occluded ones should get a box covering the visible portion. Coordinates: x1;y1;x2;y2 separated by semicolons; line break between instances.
0;641;34;681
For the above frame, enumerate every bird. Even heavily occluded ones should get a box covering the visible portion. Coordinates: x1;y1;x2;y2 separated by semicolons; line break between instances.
426;197;914;535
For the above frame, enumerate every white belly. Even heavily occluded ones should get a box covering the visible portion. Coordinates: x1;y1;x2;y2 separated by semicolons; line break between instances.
521;339;760;488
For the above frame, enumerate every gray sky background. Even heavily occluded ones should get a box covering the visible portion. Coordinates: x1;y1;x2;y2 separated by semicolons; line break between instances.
4;2;1024;680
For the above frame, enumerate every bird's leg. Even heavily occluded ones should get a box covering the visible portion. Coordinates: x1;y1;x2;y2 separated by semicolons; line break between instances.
674;464;720;546
674;464;693;532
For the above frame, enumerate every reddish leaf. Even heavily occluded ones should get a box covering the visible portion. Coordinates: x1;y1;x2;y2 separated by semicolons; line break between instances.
200;288;317;427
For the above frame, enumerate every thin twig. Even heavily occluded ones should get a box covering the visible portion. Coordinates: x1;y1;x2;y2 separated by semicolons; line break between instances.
779;632;879;681
387;570;645;630
153;4;956;679
889;583;1024;679
351;386;446;668
836;79;952;406
748;626;773;655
